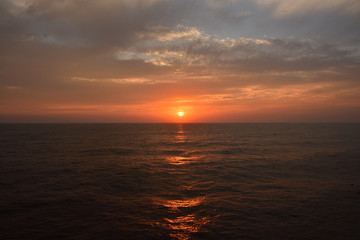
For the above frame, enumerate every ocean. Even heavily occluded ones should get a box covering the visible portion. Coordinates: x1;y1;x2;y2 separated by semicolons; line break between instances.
1;123;360;239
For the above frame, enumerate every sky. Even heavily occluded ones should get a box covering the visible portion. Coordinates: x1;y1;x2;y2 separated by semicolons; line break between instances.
1;0;359;122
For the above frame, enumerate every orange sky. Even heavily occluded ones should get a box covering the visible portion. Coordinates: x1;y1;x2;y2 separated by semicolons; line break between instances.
1;0;359;122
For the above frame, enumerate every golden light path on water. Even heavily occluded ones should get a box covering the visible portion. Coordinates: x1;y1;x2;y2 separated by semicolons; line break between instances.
153;196;210;240
166;156;199;165
154;124;211;240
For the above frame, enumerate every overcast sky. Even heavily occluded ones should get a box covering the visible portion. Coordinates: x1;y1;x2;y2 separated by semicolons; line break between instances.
1;0;359;122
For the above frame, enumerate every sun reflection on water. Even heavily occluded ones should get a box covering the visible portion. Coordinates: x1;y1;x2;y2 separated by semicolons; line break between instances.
174;125;186;143
166;156;199;165
154;124;212;240
167;214;211;240
174;134;186;143
154;197;210;240
155;197;205;212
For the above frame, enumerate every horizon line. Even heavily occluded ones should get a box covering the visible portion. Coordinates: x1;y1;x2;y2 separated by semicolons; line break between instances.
1;122;359;124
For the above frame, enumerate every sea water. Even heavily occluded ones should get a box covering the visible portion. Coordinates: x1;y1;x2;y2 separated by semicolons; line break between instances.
1;123;360;239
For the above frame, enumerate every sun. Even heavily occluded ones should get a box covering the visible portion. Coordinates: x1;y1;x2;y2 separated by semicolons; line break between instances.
178;112;184;117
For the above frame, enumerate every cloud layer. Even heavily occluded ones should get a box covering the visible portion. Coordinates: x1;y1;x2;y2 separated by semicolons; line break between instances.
1;0;359;122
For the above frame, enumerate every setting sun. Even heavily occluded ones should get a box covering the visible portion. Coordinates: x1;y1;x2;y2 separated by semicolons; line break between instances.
178;112;184;117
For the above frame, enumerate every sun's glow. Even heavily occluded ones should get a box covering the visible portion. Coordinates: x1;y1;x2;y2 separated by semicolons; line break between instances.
178;112;184;117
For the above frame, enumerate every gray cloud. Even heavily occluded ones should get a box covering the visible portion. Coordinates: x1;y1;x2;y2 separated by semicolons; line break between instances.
117;25;359;76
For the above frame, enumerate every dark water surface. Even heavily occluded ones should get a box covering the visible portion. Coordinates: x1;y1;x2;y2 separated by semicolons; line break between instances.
1;123;360;239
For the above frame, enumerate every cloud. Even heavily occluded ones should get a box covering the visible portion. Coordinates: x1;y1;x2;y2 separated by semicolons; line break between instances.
1;0;359;122
2;0;359;79
145;25;209;42
0;0;183;48
259;0;360;16
116;25;359;77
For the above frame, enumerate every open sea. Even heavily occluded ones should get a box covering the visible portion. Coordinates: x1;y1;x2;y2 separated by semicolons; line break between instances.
1;123;360;240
